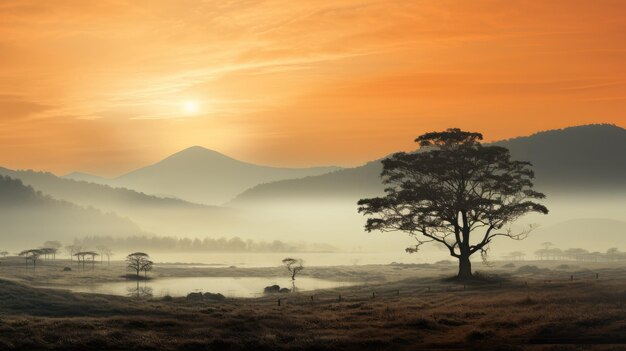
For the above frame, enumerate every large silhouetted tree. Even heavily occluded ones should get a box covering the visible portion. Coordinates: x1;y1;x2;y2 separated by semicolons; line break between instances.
358;128;548;280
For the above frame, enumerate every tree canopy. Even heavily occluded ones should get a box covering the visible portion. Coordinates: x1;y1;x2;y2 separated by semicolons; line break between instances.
358;128;548;279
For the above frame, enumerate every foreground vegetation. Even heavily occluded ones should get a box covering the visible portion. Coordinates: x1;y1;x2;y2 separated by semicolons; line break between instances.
1;258;625;350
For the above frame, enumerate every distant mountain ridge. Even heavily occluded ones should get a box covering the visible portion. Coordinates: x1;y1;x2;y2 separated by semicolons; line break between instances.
0;167;237;237
65;146;342;205
63;171;110;184
0;175;143;247
229;124;626;205
0;167;213;211
493;123;626;188
1;123;624;252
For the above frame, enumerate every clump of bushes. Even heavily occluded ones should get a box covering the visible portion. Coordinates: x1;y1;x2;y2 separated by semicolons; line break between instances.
186;292;226;301
263;285;290;294
204;292;226;301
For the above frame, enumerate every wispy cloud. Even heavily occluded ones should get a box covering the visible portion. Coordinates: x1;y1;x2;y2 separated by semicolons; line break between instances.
0;0;625;174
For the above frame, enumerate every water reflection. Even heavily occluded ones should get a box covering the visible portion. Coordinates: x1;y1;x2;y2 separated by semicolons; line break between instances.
126;281;153;298
66;276;354;298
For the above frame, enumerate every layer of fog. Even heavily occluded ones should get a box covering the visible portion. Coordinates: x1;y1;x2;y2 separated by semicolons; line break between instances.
3;191;624;265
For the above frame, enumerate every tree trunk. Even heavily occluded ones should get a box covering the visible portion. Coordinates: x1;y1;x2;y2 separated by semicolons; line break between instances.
457;254;473;280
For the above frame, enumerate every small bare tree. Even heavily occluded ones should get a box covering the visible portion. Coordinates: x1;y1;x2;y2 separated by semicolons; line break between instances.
96;245;108;263
282;257;304;281
141;259;154;279
19;249;43;269
126;252;152;279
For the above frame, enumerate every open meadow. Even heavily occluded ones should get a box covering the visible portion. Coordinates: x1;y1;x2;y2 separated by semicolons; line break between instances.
1;257;625;350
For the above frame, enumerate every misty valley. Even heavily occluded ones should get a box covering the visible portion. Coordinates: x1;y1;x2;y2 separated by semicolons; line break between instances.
5;1;626;349
1;125;625;350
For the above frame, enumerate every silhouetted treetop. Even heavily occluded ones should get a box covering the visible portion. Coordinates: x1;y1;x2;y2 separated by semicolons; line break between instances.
128;252;149;257
415;128;483;148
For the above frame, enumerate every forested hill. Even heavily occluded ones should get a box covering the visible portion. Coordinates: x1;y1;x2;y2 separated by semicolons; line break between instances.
0;176;143;248
229;124;626;205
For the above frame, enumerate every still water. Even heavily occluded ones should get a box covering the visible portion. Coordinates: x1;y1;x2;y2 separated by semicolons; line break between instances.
66;276;356;298
149;251;445;267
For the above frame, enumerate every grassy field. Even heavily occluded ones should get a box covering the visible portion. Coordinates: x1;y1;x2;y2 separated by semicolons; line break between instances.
0;257;625;350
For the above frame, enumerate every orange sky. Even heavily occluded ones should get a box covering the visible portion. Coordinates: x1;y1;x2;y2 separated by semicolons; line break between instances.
1;0;625;176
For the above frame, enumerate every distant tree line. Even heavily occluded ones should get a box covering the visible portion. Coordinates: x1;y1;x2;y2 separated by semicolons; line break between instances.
8;241;113;270
533;242;625;262
72;235;335;253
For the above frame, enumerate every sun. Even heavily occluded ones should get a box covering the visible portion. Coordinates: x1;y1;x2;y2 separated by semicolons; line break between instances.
182;100;199;114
